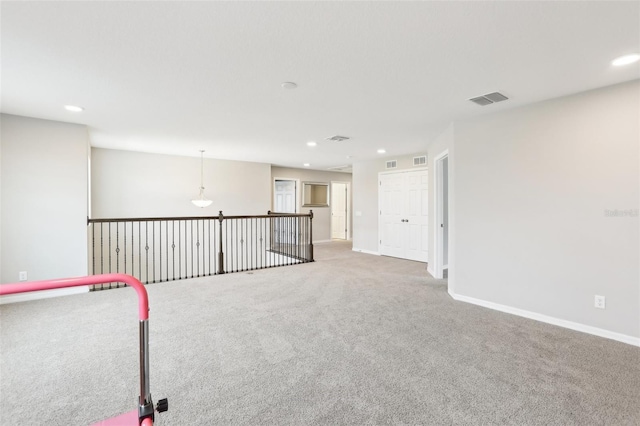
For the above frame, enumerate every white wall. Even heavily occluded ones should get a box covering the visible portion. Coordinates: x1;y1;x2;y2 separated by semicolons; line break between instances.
352;153;428;254
1;114;89;283
92;148;271;218
270;166;352;242
451;80;639;341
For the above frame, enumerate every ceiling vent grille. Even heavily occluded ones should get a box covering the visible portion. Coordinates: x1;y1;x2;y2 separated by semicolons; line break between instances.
386;160;397;169
326;135;350;142
469;91;509;106
413;156;427;166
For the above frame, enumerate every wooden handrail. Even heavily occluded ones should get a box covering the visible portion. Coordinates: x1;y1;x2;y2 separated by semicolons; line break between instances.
88;212;312;224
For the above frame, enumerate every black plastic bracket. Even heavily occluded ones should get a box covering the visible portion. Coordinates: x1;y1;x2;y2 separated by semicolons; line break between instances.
156;398;169;413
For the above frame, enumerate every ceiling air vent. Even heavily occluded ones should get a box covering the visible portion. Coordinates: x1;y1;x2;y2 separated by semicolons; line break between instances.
386;160;397;169
413;156;427;166
326;135;350;142
469;91;509;106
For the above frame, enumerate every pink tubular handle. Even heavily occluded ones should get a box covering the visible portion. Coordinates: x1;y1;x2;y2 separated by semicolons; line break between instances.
0;273;149;320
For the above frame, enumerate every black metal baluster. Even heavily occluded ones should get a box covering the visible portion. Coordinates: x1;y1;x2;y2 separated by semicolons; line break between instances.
189;220;193;278
145;222;149;284
100;224;104;289
116;222;120;275
172;221;176;281
153;221;156;283
138;222;142;281
130;222;134;277
91;222;95;277
241;219;245;271
225;219;229;273
218;211;224;274
108;222;112;289
166;221;169;282
124;222;127;276
288;216;292;266
196;219;200;277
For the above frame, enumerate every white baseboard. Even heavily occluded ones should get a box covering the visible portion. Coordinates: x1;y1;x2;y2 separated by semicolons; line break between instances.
448;290;640;347
427;265;435;276
0;286;90;305
352;248;380;256
313;239;333;244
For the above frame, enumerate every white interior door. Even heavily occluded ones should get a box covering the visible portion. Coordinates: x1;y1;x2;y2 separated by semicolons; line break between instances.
331;183;348;239
274;179;296;213
379;169;428;262
379;173;405;258
404;170;429;262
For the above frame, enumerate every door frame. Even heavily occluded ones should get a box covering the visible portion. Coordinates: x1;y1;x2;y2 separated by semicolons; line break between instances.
433;150;449;279
330;181;351;240
272;177;300;213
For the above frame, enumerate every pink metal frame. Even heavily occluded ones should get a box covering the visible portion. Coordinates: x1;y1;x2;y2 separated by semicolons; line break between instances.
0;273;154;425
0;273;149;319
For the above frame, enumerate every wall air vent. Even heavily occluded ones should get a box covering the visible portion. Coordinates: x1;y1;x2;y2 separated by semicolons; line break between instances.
469;91;509;106
386;160;397;169
413;156;427;166
326;135;350;142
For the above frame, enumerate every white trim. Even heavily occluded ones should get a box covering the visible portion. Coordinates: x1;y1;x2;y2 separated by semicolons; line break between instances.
352;248;380;256
449;290;640;347
427;264;435;277
433;149;449;280
379;166;427;176
0;286;90;305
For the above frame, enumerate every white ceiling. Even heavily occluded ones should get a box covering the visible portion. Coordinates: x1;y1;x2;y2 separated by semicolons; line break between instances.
2;1;639;171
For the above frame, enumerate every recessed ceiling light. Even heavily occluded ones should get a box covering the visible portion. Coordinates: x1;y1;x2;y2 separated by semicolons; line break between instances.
281;82;298;89
377;149;386;154
307;141;317;147
612;54;640;67
303;163;310;167
64;105;84;112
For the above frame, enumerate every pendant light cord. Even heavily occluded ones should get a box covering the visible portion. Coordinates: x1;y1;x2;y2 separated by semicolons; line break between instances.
200;150;205;191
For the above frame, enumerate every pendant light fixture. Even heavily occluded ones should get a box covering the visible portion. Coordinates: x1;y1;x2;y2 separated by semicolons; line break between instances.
191;150;213;208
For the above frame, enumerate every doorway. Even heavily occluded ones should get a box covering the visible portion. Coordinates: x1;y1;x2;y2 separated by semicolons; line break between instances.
331;182;349;240
434;151;449;279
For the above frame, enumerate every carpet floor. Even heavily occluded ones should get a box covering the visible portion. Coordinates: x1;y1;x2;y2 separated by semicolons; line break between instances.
1;241;638;425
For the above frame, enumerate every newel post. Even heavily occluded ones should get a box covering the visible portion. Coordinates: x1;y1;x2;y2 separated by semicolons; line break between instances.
309;210;314;262
217;211;225;274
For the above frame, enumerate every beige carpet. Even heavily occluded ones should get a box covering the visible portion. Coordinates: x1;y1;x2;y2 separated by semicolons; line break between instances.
1;241;639;425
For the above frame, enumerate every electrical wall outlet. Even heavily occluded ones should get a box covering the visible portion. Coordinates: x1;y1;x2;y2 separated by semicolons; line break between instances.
594;295;606;309
19;271;28;281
